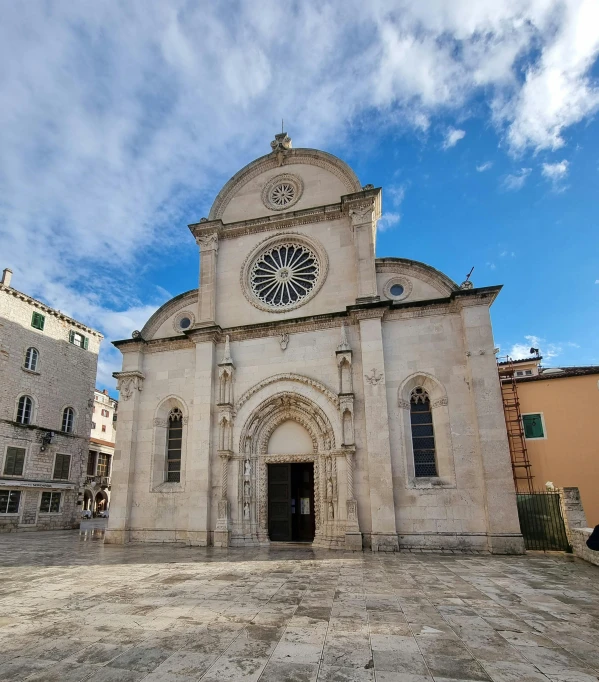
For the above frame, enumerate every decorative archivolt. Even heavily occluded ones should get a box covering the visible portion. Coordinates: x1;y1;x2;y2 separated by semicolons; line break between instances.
235;373;339;412
153;394;190;427
375;258;457;296
239;392;336;455
398;372;447;407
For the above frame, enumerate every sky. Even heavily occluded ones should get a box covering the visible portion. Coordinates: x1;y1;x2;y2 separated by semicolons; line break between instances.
1;0;598;396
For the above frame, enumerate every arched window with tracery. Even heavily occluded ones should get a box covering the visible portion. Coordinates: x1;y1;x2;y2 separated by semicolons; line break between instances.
24;347;39;371
16;396;33;425
410;387;438;477
62;407;75;433
166;408;183;482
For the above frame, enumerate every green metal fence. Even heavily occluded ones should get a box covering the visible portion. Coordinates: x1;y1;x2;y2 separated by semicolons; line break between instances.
516;492;571;552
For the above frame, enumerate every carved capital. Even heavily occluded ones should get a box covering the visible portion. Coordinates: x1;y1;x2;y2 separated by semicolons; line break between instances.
398;399;411;410
113;371;145;401
430;397;448;409
196;232;218;254
349;204;374;226
153;417;168;427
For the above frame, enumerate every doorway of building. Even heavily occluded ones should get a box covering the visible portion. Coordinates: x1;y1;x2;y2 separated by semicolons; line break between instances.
268;462;315;542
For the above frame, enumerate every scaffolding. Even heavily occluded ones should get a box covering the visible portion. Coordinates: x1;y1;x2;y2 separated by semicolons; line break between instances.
498;357;534;494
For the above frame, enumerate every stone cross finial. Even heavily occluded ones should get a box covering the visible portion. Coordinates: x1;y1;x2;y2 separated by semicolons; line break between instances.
220;335;232;365
337;323;351;352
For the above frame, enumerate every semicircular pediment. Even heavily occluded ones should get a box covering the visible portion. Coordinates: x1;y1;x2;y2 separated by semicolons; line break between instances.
208;148;362;223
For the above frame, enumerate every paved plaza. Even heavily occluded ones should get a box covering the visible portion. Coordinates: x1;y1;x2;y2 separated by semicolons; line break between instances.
0;528;598;682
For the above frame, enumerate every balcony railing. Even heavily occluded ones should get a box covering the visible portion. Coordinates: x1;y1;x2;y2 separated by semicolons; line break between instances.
85;475;111;488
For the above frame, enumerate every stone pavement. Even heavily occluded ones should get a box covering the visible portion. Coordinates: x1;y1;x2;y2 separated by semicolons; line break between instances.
0;529;598;682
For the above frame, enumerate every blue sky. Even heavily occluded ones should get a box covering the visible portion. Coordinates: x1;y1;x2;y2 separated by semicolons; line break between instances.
1;1;598;395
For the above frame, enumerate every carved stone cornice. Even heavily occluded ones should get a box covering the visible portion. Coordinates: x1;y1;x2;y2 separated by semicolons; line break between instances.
352;307;386;321
193;204;344;242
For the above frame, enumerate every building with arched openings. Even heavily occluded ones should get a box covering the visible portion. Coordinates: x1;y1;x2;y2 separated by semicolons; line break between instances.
106;133;524;554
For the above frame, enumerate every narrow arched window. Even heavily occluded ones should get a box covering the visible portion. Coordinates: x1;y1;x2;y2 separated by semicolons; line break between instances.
166;408;183;483
17;396;33;425
410;387;438;477
24;347;38;371
62;407;75;433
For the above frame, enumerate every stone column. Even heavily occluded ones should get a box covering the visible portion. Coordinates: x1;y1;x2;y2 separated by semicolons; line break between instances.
214;452;231;547
187;333;217;545
345;450;362;550
357;311;399;551
104;364;145;544
196;232;218;326
460;300;525;554
349;203;379;303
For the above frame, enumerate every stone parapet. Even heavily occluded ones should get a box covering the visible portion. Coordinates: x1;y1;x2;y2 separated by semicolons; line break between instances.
571;528;599;567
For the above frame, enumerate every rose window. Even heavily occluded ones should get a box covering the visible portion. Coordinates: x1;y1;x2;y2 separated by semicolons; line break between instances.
261;173;303;211
250;243;320;308
269;182;296;208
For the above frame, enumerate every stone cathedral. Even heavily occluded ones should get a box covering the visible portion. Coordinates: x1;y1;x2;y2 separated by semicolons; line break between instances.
106;132;524;554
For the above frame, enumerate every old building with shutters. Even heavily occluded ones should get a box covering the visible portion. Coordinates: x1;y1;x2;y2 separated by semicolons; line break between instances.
0;268;102;531
106;133;524;553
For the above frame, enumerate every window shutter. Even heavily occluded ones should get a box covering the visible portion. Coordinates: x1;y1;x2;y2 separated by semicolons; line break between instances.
523;414;544;439
5;448;25;476
83;336;89;350
4;449;15;475
69;330;75;344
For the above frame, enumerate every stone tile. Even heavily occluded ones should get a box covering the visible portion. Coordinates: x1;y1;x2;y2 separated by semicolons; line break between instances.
372;650;429;674
422;655;491;681
85;668;146;682
25;662;100;682
106;645;174;672
0;657;54;681
259;660;319;681
375;675;433;682
318;664;375;681
147;650;217;677
200;655;268;681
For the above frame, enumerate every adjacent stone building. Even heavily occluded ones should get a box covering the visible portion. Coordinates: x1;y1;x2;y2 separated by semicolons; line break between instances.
0;268;102;531
106;133;524;553
83;388;117;515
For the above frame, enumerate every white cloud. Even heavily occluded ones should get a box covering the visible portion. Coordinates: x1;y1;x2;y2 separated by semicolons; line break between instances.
1;1;598;386
502;168;532;190
476;161;493;172
378;212;401;232
486;262;496;270
508;334;575;363
542;159;570;183
443;128;466;149
596;279;599;284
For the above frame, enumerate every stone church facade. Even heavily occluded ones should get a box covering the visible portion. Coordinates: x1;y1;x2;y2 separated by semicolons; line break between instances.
106;133;524;554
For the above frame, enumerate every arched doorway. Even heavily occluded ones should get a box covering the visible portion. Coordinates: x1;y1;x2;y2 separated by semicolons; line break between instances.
236;391;354;548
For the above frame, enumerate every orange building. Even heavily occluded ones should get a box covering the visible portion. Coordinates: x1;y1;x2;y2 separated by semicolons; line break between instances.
499;357;599;526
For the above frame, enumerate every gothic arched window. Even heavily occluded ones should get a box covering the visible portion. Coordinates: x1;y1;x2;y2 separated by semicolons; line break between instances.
16;396;33;425
166;408;183;483
62;407;75;433
410;387;438;477
24;347;39;371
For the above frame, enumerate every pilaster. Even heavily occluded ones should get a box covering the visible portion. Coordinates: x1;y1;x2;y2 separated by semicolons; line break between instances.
349;200;379;303
196;232;219;326
460;301;525;554
104;366;145;544
187;333;217;546
356;311;398;551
